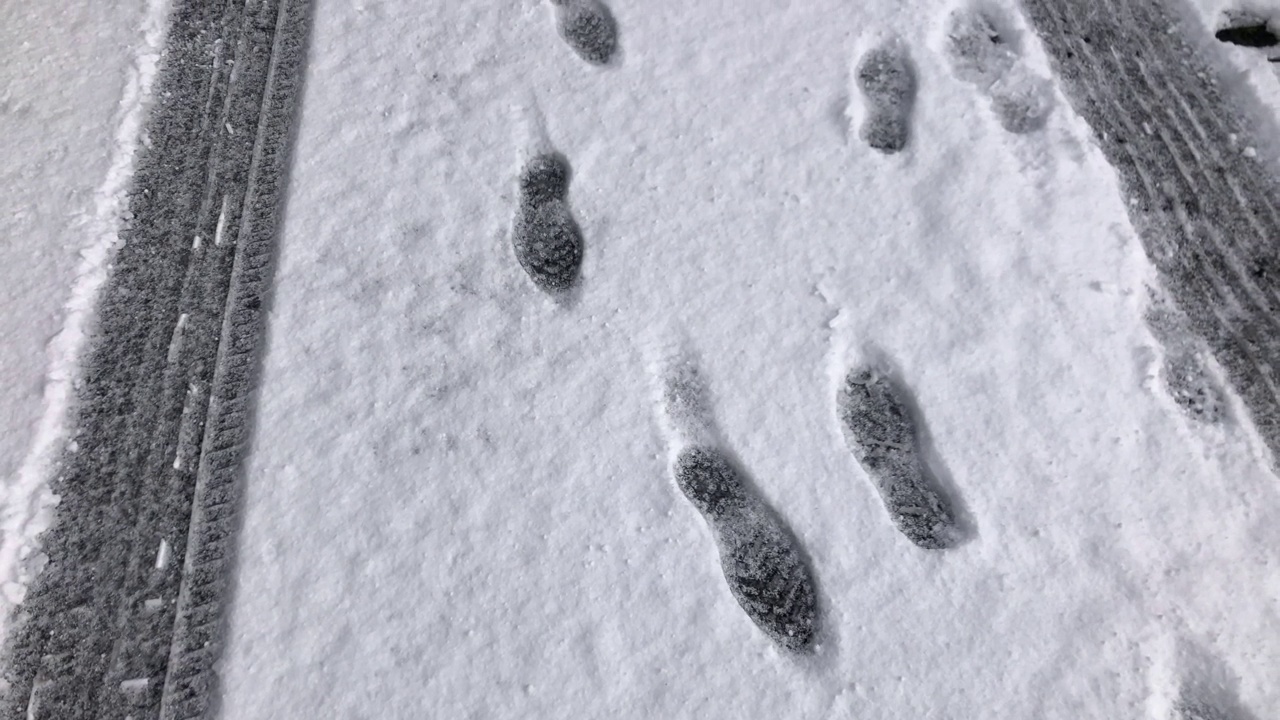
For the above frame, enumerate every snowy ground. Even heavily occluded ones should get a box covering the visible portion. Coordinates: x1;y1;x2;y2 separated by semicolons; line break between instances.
212;0;1280;718
2;0;1279;717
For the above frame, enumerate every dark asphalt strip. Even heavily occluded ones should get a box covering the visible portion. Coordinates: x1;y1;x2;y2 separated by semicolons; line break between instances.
0;1;311;718
1021;0;1280;461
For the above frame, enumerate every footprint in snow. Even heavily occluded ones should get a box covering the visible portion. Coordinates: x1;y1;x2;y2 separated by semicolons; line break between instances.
1177;699;1242;720
512;151;584;294
945;6;1053;134
658;359;819;653
1144;287;1227;424
1172;671;1261;720
854;40;917;153
551;0;618;66
1164;638;1261;720
836;365;961;549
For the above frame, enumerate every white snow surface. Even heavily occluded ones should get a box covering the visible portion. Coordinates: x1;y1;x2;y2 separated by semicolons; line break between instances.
0;0;165;633
217;0;1280;717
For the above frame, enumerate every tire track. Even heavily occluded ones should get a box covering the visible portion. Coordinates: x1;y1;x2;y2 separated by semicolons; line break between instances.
0;1;311;718
1019;0;1280;464
162;3;311;716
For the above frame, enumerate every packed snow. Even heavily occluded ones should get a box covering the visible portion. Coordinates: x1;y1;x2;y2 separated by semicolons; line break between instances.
211;0;1280;718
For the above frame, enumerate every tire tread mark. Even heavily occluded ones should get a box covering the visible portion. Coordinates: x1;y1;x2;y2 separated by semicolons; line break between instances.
0;2;238;717
160;1;312;717
1020;0;1280;460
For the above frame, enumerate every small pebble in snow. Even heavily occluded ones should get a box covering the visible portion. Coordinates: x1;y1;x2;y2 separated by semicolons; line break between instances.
551;0;618;66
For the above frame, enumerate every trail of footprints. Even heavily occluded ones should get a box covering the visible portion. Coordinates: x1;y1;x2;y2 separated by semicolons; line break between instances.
493;1;1264;711
848;7;1052;153
650;351;964;655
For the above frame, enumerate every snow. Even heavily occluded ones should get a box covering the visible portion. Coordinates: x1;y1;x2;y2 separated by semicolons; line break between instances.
156;538;172;571
215;0;1280;718
0;0;167;635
